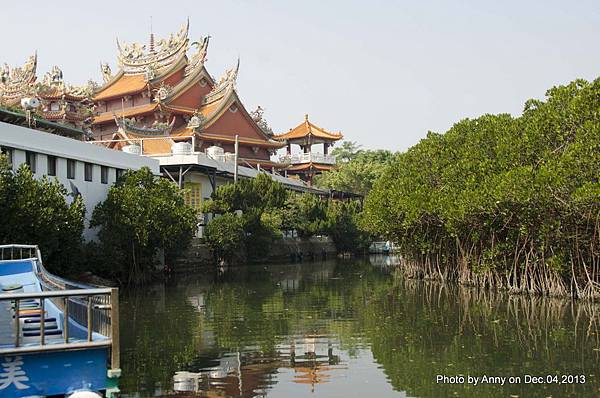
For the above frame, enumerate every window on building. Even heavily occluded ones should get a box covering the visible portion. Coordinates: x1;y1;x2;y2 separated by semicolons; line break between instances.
101;166;109;184
67;159;76;179
184;182;202;210
116;168;125;180
0;146;13;165
25;151;36;173
84;162;93;182
47;155;57;176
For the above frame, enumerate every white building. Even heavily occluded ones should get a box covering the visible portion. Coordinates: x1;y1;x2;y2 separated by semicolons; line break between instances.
0;120;159;239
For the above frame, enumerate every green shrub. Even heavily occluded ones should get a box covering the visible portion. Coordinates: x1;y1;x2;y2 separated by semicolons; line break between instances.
90;167;197;283
204;213;246;265
0;156;85;275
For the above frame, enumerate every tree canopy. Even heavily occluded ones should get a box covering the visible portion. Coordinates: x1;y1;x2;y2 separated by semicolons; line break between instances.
362;78;600;299
0;155;85;275
90;167;197;283
315;144;394;196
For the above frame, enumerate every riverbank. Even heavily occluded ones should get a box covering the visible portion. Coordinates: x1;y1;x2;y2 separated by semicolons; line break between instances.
172;236;338;272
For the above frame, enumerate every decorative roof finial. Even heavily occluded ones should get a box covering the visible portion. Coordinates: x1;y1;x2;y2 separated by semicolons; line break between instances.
149;16;155;53
305;114;309;121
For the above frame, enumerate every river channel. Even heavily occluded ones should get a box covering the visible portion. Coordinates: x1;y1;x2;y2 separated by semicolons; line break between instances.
118;257;599;397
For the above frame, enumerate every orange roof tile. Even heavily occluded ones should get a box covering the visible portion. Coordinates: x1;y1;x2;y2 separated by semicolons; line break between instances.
286;162;336;172
198;100;222;118
198;132;285;148
93;103;158;124
240;158;284;168
275;114;342;142
162;104;198;115
39;86;88;101
94;74;148;101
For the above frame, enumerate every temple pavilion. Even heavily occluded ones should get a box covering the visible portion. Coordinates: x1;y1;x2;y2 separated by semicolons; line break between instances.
0;53;94;137
275;115;342;185
92;20;284;168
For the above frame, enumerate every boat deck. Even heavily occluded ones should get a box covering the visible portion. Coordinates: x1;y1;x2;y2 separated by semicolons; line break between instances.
0;244;120;397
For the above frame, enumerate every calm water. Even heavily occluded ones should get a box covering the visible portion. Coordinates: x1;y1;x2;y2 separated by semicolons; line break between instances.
119;257;600;397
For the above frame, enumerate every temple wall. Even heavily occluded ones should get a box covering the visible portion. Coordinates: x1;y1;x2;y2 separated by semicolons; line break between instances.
204;102;267;141
0;121;159;240
169;82;211;109
163;68;185;87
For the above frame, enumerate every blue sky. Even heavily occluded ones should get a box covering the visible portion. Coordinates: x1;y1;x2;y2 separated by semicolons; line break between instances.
2;0;599;150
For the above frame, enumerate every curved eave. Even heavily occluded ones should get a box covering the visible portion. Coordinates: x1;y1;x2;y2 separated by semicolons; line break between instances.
286;162;336;172
240;158;285;168
41;110;89;122
92;102;159;124
198;131;285;148
93;69;126;98
274;118;343;142
148;52;189;87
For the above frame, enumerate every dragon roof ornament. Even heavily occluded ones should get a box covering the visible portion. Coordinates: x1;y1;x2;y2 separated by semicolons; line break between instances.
115;114;176;136
36;65;95;100
186;111;206;131
203;58;239;104
184;35;210;76
117;20;189;75
0;53;38;105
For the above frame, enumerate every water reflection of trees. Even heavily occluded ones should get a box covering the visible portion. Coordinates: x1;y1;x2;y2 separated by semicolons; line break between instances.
120;259;600;398
362;276;600;398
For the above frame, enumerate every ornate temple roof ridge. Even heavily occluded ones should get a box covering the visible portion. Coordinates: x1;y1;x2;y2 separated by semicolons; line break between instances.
114;113;175;136
184;35;210;76
36;65;95;101
116;19;190;75
0;52;38;105
202;58;239;105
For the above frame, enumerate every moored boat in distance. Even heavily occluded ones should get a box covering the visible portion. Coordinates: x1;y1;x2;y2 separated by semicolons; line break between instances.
0;244;120;397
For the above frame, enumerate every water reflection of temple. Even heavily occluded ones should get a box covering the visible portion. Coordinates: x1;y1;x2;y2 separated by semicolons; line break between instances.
172;334;343;397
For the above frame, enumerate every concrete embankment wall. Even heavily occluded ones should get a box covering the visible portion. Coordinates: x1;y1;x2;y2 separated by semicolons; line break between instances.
173;237;337;272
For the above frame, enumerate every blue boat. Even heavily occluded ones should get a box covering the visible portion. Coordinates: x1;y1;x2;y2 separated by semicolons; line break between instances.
0;244;120;397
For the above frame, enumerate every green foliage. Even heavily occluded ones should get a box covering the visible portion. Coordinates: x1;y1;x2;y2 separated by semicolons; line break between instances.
315;147;394;196
279;194;328;238
203;173;287;215
90;167;197;283
0;155;85;275
362;77;600;297
330;140;362;163
203;172;369;260
203;173;289;262
325;200;370;254
204;213;246;265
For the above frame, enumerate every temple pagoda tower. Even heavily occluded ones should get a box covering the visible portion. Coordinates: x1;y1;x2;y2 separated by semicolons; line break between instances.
92;20;284;166
0;54;94;136
275;115;342;185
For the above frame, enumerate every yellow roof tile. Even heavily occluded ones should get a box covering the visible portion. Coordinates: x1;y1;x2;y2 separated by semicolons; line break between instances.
275;114;343;141
94;74;148;101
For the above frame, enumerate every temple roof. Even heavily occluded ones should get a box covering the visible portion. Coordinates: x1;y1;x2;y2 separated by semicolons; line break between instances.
93;102;158;124
197;132;284;148
0;53;38;106
286;162;336;172
94;73;148;101
275;114;342;142
37;66;93;102
117;20;189;75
